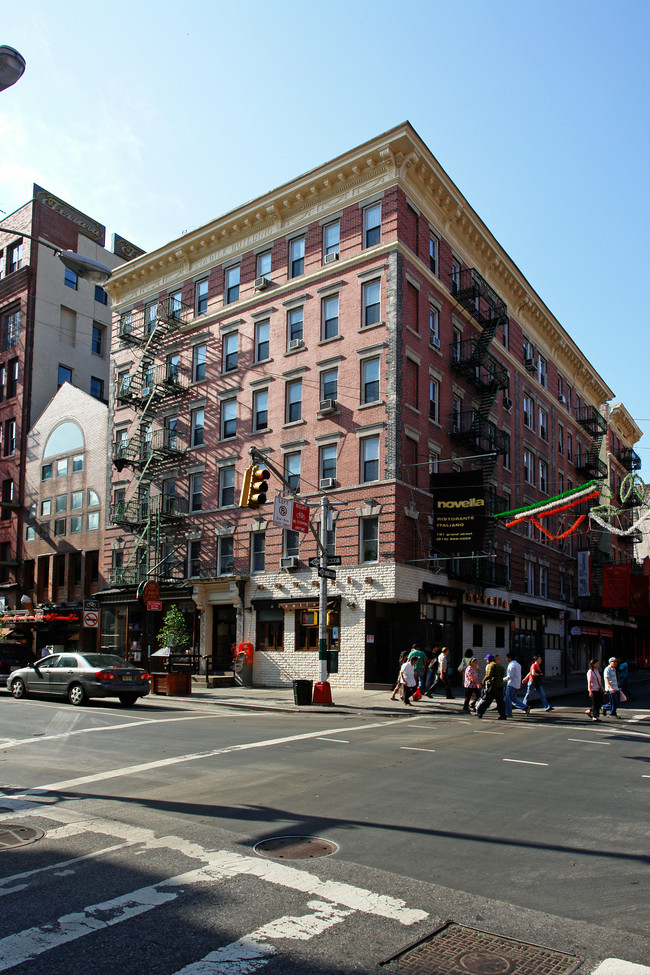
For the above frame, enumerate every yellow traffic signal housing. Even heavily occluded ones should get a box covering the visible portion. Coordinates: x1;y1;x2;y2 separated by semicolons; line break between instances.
249;464;269;507
240;463;270;507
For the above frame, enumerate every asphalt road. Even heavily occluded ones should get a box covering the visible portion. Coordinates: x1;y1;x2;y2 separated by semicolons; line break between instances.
0;686;648;974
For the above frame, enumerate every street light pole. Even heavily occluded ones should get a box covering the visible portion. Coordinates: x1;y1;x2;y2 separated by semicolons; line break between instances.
318;494;330;685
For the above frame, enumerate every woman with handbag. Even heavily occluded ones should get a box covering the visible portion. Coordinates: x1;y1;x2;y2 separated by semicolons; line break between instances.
462;657;481;712
586;659;604;721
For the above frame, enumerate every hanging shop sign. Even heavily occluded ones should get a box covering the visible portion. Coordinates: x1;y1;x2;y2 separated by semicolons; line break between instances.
430;470;486;554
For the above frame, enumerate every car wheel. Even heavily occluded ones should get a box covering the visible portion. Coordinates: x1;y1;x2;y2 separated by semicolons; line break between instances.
119;694;138;706
68;683;87;706
11;678;27;699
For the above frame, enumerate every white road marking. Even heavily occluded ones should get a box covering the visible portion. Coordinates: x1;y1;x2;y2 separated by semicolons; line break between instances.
590;960;650;975
0;713;217;750
503;759;549;766
473;730;505;735
171;900;351;975
567;738;611;745
316;738;349;743
400;747;436;753
0;719;413;798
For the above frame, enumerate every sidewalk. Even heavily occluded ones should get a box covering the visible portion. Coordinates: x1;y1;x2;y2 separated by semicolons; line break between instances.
160;673;649;715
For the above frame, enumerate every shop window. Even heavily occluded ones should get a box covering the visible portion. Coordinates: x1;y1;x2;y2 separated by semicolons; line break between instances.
255;609;284;650
295;606;339;650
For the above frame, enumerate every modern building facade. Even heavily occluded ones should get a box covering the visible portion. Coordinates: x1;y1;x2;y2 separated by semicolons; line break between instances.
102;123;645;685
0;185;142;615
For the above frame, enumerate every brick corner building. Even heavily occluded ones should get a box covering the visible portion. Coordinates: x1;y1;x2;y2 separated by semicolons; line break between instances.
101;122;645;686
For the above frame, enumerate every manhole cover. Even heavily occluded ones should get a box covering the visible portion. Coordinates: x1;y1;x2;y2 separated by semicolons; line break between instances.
253;835;339;860
0;825;45;851
381;921;580;975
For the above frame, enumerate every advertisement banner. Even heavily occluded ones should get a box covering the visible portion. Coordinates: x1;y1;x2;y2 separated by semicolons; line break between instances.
430;470;485;555
577;550;591;597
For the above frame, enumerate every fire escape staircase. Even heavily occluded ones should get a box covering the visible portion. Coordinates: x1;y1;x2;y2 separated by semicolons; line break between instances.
576;405;608;481
110;298;192;586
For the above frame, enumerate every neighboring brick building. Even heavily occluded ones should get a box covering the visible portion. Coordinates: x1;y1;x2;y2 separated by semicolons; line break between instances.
0;185;142;616
102;122;645;686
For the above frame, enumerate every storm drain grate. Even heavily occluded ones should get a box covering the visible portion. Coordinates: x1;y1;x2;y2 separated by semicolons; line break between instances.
0;825;45;851
380;921;581;975
253;835;339;860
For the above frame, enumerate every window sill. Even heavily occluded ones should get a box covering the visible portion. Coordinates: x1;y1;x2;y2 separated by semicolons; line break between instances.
282;419;307;429
358;321;386;333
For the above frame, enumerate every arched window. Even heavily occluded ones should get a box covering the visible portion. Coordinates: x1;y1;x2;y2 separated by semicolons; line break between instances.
43;421;84;459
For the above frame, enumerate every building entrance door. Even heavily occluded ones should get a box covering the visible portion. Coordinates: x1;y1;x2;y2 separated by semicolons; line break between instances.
211;605;237;671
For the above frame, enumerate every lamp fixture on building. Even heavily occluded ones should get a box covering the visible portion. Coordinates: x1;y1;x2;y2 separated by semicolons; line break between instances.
0;225;112;285
0;46;26;92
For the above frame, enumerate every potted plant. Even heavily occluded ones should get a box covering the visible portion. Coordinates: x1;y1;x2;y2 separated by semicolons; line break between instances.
155;605;191;695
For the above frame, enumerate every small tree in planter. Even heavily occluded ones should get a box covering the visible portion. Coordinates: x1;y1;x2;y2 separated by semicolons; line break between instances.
157;604;190;657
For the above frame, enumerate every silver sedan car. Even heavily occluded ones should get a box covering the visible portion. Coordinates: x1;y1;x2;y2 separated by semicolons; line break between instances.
8;652;151;706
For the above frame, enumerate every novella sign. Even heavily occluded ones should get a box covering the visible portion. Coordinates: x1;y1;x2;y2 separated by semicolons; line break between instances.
431;470;486;554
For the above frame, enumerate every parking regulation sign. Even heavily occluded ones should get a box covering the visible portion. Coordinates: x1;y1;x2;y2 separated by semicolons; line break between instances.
83;610;99;629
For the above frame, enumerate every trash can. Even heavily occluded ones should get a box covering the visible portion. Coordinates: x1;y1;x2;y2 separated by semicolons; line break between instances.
293;679;313;705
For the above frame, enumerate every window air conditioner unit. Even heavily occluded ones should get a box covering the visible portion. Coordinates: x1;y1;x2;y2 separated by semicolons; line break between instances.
319;478;336;490
431;335;441;349
318;398;336;414
524;357;537;372
559;394;567;405
289;338;304;350
255;276;270;291
503;396;513;411
324;252;339;264
280;556;299;570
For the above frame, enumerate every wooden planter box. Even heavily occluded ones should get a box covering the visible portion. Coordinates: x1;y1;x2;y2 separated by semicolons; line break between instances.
151;672;192;696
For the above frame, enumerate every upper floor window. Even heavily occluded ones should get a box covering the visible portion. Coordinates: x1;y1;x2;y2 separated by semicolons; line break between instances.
193;343;206;382
90;377;104;400
6;359;18;399
91;323;105;356
429;377;440;422
195;278;209;316
257;250;272;278
539;458;549;493
2;310;20;350
360;516;379;562
538;355;547;388
190;472;203;511
218;536;234;575
320;444;337;482
523;448;535;484
253;388;269;431
429;306;439;347
288;307;303;344
170;289;183;319
363;280;381;327
323;220;340;259
363;203;381;248
320;367;338;401
144;302;158;334
538;407;548;442
285;379;302;423
451;258;461;291
219;465;235;507
285;451;301;492
361;356;380;404
429;234;439;275
251;532;266;573
4;419;16;456
94;285;108;305
188;539;201;578
322;295;339;340
64;267;78;290
223;332;238;372
523;394;534;430
58;364;72;388
289;237;305;278
221;398;236;439
361;435;380;482
255;319;270;362
225;264;240;304
7;241;22;274
191;407;205;447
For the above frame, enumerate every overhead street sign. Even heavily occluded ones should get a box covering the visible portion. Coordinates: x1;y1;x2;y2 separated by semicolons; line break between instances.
318;567;336;580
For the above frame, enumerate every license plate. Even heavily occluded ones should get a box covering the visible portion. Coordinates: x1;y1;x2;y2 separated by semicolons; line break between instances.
121;675;132;682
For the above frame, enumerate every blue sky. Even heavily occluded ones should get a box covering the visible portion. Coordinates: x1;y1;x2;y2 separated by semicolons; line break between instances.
2;0;649;474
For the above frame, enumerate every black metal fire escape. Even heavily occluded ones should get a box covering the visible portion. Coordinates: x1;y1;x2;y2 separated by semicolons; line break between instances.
109;297;192;586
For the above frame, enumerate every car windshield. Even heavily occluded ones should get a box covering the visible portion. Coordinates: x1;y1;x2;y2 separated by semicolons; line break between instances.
81;654;131;669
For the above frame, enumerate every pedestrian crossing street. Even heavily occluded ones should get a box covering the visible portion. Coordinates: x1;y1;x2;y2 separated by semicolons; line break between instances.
0;796;427;974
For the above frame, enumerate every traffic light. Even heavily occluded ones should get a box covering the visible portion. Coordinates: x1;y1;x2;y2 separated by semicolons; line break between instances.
239;463;270;507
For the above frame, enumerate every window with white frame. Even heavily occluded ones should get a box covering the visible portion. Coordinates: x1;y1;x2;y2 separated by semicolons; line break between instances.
322;295;339;340
284;451;301;492
288;307;303;344
188;539;201;577
538;355;547;388
91;323;105;356
257;250;272;278
285;380;302;423
361;356;380;404
320;444;337;482
192;407;205;446
289;237;305;278
539;458;549;493
523;394;534;430
538;407;548;441
523;448;535;484
193;343;206;382
503;433;511;470
451;258;461;291
195;278;209;316
7;242;22;274
539;565;548;598
323;220;340;258
360;516;379;562
219;465;235;507
251;532;265;573
284;529;299;558
363;203;381;248
429;305;439;347
224;264;240;304
253;388;269;431
429;234;438;275
362;280;381;326
218;536;234;575
429;377;439;422
223;331;238;372
525;561;535;595
255;319;270;362
190;472;203;511
320;367;337;401
360;434;380;482
221;398;236;439
567;431;573;462
558;424;564;455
